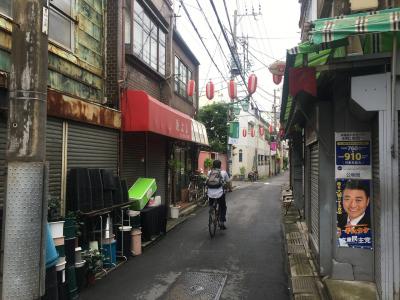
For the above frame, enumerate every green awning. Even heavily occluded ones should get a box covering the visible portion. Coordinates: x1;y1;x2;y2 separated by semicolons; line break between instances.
312;7;400;44
282;8;400;130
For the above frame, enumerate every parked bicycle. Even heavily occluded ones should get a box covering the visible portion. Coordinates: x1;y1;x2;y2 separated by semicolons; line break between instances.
188;172;208;206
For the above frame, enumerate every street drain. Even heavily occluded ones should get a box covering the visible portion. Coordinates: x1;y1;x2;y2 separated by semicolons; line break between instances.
165;271;227;300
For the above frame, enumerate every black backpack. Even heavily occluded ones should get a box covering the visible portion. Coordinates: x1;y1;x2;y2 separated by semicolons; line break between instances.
207;169;223;188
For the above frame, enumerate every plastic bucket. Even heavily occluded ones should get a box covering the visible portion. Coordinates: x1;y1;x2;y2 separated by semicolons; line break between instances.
42;265;58;300
117;226;132;257
56;258;66;284
170;206;180;219
75;247;82;263
131;229;142;256
49;221;65;239
46;223;59;268
102;240;116;267
53;236;65;247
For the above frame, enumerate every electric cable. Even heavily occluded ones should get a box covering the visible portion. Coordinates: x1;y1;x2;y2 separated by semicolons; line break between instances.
179;0;227;81
209;0;247;89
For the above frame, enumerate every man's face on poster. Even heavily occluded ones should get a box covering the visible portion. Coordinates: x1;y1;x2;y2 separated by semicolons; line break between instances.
343;188;369;220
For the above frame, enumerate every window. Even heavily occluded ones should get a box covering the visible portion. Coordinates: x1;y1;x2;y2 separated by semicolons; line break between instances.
0;0;11;17
49;0;74;50
124;0;131;47
133;0;166;75
174;56;193;101
239;150;243;162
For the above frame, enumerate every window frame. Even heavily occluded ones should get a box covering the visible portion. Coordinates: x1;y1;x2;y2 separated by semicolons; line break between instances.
239;149;243;162
130;0;166;76
0;0;12;18
174;55;194;102
48;0;75;52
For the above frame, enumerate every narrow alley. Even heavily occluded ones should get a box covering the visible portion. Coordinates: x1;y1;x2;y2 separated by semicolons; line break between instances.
80;175;290;300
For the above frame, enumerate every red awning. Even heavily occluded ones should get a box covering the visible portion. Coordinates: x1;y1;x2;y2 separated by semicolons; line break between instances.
122;90;192;142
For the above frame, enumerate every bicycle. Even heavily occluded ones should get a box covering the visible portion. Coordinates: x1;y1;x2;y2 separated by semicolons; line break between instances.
188;173;208;206
208;197;220;238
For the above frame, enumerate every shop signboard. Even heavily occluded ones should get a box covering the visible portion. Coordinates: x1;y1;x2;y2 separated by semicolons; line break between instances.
335;132;372;249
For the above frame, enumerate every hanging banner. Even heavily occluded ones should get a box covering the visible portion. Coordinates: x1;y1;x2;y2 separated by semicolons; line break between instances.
229;122;239;139
335;132;372;249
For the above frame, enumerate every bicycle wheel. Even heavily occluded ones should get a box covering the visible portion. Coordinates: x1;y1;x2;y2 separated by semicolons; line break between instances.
208;207;217;238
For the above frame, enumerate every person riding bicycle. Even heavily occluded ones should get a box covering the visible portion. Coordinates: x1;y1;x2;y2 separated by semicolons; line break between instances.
207;159;230;230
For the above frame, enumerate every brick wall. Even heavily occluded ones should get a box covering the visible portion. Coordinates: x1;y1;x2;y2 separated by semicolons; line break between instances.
106;1;120;108
125;64;163;101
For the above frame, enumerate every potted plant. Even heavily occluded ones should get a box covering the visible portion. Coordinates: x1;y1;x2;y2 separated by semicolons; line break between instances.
81;249;105;285
239;166;246;181
48;196;64;240
203;158;213;173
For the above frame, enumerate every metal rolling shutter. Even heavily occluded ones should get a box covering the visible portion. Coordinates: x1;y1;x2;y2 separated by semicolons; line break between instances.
46;118;63;204
67;122;118;172
0;119;6;210
310;142;319;252
373;117;381;296
147;134;167;203
293;135;304;209
121;133;145;187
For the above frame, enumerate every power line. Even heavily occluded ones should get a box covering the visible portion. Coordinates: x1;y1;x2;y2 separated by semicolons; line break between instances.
179;0;227;81
223;0;234;41
195;0;230;66
248;44;277;61
209;0;247;88
247;48;270;69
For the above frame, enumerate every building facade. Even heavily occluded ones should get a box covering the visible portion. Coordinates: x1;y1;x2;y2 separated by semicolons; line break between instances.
230;110;271;179
283;0;400;298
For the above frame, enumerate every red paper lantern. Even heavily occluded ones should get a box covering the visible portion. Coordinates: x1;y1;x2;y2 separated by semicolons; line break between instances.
273;74;282;85
247;74;258;95
250;128;255;137
242;128;247;137
206;81;214;100
228;80;237;100
187;79;195;97
279;127;285;138
259;126;264;136
269;125;273;134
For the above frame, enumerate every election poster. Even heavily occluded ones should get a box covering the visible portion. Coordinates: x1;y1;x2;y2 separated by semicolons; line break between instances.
335;132;372;249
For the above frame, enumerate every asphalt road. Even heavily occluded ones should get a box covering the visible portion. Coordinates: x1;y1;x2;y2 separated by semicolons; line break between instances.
80;173;290;300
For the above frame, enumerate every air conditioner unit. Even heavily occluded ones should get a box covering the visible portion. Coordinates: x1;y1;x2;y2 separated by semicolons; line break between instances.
350;0;378;11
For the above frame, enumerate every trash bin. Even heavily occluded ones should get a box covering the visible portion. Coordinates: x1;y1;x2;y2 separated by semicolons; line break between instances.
131;229;142;256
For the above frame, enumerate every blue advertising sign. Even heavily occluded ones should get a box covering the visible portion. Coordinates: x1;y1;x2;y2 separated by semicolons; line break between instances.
335;132;371;179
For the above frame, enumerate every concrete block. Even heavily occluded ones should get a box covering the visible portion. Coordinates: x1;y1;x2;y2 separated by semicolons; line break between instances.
331;259;354;280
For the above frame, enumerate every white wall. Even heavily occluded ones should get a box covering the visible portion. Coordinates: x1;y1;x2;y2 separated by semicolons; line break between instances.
230;110;270;178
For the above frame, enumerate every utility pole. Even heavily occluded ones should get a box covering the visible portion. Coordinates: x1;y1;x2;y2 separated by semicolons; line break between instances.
231;7;261;78
3;1;48;299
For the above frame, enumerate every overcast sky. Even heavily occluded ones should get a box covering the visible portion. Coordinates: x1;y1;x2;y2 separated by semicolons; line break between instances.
173;0;301;123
